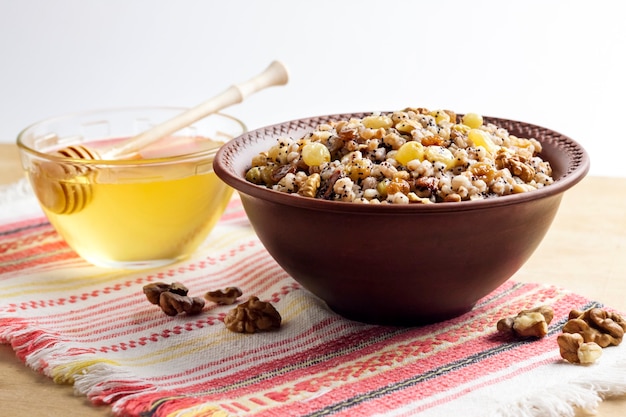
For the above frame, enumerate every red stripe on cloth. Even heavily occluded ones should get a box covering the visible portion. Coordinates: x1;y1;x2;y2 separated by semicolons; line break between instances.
23;252;286;345
3;195;622;417
9;329;62;362
223;284;548;393
108;283;558;415
124;283;522;393
0;242;79;274
248;294;591;417
0;218;55;249
140;284;570;416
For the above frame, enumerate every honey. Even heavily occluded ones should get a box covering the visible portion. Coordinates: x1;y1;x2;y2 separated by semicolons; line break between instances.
31;137;233;268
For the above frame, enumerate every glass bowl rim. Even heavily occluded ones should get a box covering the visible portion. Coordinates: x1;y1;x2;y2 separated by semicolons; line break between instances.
16;106;247;166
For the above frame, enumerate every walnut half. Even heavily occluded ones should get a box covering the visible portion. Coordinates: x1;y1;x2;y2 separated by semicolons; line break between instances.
564;308;625;347
204;287;243;305
159;292;205;316
557;307;625;364
557;333;603;364
497;305;554;338
142;281;204;316
224;296;281;333
143;282;176;304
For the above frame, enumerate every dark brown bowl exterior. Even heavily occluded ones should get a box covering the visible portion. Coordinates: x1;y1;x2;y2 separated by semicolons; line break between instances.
214;113;590;325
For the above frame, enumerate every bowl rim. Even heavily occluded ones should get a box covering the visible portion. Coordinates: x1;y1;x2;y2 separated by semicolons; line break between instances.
16;106;247;165
214;111;590;213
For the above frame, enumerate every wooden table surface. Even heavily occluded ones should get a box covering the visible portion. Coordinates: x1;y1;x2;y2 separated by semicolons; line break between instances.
1;143;625;416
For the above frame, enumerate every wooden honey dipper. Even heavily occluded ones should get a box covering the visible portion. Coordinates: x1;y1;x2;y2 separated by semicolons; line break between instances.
33;60;289;215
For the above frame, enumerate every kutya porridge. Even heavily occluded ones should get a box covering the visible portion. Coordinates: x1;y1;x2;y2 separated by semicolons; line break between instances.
245;108;554;204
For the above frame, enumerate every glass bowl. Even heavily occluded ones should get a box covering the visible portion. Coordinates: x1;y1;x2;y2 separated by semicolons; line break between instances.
17;107;246;269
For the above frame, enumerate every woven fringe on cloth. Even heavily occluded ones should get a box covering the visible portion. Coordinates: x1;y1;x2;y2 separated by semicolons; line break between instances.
1;179;625;417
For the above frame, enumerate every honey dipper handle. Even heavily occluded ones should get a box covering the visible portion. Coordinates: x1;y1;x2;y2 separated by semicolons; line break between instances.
103;60;289;159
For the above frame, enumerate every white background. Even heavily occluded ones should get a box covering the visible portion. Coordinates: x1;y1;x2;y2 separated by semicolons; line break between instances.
1;0;624;177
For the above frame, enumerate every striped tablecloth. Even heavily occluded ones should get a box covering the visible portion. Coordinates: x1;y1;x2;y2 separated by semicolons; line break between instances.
1;180;625;417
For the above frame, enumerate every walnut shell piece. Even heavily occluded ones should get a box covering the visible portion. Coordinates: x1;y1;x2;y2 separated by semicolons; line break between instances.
204;287;243;305
496;305;554;338
224;296;282;333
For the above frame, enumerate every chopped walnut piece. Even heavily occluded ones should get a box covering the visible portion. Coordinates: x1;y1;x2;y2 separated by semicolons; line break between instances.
187;297;206;315
168;282;189;296
443;193;462;203
159;292;205;316
298;173;321;198
529;305;554;324
413;176;439;193
224;296;281;333
495;149;535;182
143;281;204;316
513;312;548;338
497;305;554;338
205;287;243;305
143;281;189;304
143;282;172;305
496;317;515;334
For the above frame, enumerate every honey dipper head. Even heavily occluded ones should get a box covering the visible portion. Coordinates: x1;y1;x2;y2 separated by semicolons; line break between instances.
32;145;98;215
55;144;101;160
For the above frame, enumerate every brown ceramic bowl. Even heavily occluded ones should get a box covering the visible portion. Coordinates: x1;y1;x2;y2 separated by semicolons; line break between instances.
213;112;590;325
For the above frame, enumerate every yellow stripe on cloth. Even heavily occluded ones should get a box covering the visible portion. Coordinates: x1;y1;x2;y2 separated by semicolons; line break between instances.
166;405;229;417
0;270;135;298
51;358;120;384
